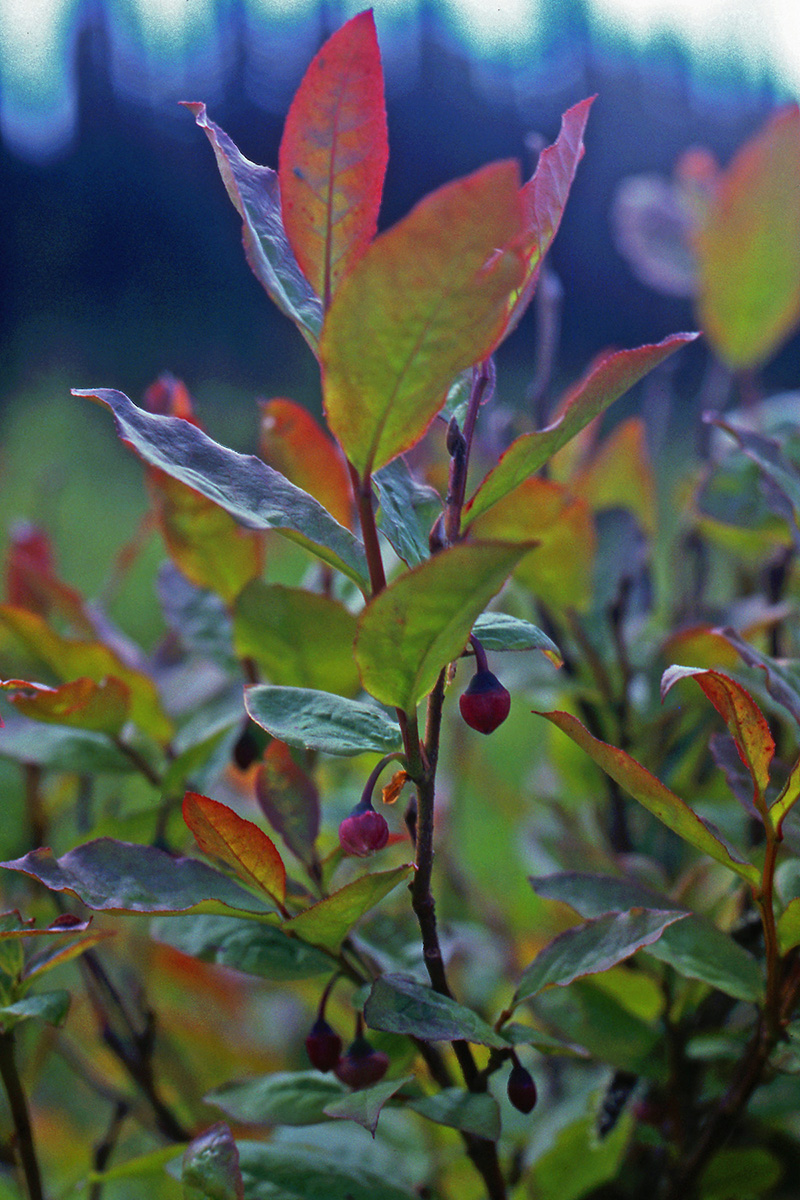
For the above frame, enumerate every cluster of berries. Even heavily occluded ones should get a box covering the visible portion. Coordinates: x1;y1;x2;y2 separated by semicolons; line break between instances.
305;1016;389;1089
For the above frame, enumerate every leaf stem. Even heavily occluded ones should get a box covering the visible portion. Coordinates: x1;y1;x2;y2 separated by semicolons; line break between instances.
443;359;495;545
348;463;386;596
0;1030;45;1200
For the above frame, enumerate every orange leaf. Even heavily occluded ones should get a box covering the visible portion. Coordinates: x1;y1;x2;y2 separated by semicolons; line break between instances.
1;677;130;737
570;418;656;535
258;399;352;529
381;769;409;806
182;792;286;908
279;9;387;307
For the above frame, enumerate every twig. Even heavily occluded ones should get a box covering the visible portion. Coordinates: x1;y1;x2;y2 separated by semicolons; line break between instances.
0;1030;45;1200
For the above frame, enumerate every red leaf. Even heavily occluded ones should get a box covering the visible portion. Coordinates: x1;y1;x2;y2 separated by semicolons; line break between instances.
279;10;388;308
661;665;774;820
255;740;320;864
259;398;353;529
182;792;286;907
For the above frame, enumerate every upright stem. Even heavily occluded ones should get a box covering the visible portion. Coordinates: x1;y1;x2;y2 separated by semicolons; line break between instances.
348;463;386;596
0;1031;45;1200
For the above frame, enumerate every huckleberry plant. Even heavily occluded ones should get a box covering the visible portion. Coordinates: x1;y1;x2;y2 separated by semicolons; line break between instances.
2;8;800;1199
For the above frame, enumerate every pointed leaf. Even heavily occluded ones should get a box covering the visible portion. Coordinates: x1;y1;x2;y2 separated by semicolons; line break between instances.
715;625;800;728
321;161;524;477
283;864;412;952
23;931;114;983
73;389;369;590
355;541;531;712
707;415;800;523
536;710;760;884
209;1072;345;1127
147;468;264;605
695;104;800;367
324;1077;410;1136
469;478;595;611
279;10;387;306
661;665;774;821
0;990;70;1030
184;103;322;349
245;685;401;756
182;1122;244;1200
0;841;275;917
259;398;352;528
182;792;286;906
0;605;171;741
504;96;594;336
151;914;332;980
514;908;688;1003
472;611;562;665
466;334;699;522
408;1089;501;1141
233;582;360;697
1;676;130;737
364;973;509;1048
236;1142;416;1200
777;898;800;955
255;741;320;863
0;912;92;939
373;459;440;568
531;873;763;1001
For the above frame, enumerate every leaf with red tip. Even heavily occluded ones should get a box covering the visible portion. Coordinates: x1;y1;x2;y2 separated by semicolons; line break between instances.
182;1122;244;1200
321;161;524;478
504;96;594;337
259;399;352;528
466;333;699;522
694;104;800;367
183;792;286;907
537;709;760;885
1;676;130;737
279;10;387;307
283;864;412;952
183;102;323;350
660;666;774;821
255;740;320;864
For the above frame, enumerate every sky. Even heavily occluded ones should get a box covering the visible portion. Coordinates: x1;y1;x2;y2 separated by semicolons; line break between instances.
0;0;798;158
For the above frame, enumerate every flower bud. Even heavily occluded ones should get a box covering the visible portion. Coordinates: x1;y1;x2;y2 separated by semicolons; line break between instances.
459;670;511;734
305;1017;342;1072
339;805;389;857
507;1062;537;1113
334;1035;390;1090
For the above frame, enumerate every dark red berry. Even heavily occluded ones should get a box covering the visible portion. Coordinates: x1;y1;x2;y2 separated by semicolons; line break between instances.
507;1062;537;1113
334;1035;390;1090
339;806;389;857
305;1017;342;1072
459;670;511;734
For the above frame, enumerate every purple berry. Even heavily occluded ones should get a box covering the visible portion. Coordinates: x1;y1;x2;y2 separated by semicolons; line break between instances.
334;1035;390;1090
305;1017;343;1072
459;670;511;734
507;1062;537;1113
339;806;389;857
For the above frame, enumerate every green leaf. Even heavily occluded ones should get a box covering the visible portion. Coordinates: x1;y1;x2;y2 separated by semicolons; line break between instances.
1;841;275;918
283;865;413;952
0;715;135;773
473;611;563;665
233;582;360;698
708;416;800;525
182;1123;243;1200
533;977;663;1077
184;103;323;350
537;710;760;885
408;1089;501;1141
777;899;800;954
531;873;763;1002
514;909;688;1003
208;1072;345;1128
236;1142;416;1200
88;1145;185;1187
695;104;800;368
150;915;333;980
324;1077;411;1136
661;665;774;821
0;990;70;1029
373;459;440;568
245;686;401;756
157;563;235;665
465;333;699;523
73;389;369;591
356;541;532;712
699;1146;783;1199
364;973;509;1048
23;931;114;983
529;1112;631;1200
321;161;524;478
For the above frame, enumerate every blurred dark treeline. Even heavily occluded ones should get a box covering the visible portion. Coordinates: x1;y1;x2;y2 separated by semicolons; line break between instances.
1;1;795;417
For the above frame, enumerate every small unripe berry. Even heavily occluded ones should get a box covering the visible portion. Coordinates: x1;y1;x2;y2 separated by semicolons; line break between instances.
339;806;389;857
459;670;511;734
334;1035;390;1090
507;1062;537;1113
305;1017;342;1072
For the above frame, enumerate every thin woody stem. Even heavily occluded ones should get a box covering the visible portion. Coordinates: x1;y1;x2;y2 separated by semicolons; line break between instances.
0;1031;45;1200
